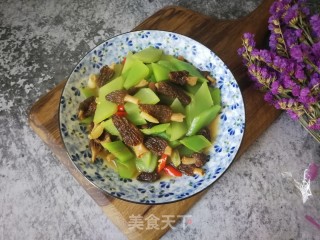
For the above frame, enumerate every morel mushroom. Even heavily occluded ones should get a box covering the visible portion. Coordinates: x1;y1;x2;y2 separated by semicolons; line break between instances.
193;153;209;167
182;153;208;167
89;139;103;163
137;171;160;182
144;136;172;156
198;127;211;141
89;130;112;162
105;90;139;105
201;71;216;85
178;152;208;176
177;163;194;176
139;104;185;123
97;65;114;87
78;96;97;120
96;130;112;143
169;70;198;86
111;115;148;157
177;163;205;176
155;82;191;105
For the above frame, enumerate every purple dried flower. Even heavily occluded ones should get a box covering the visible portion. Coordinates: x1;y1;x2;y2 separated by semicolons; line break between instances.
260;50;273;63
300;87;310;97
311;42;320;58
270;0;292;18
238;0;320;131
237;47;245;56
273;55;293;72
268;17;276;31
310;14;320;38
271;81;281;94
237;47;248;65
297;0;310;16
295;29;303;38
298;87;311;104
283;4;299;25
253;82;264;89
269;33;278;51
290;45;304;62
282;75;293;88
264;91;275;104
287;109;299;120
292;84;301;97
243;32;256;48
294;64;306;80
306;163;319;181
308;96;317;105
260;67;269;79
287;60;296;74
250;49;260;59
283;28;298;48
309;119;320;130
274;100;281;110
305;62;314;72
290;44;311;63
275;98;291;110
309;73;320;89
248;64;256;74
247;64;261;85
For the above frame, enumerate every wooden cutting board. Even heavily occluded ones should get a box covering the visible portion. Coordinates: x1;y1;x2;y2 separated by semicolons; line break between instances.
28;0;281;239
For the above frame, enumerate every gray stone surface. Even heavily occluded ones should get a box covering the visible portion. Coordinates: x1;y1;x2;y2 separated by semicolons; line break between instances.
1;0;319;239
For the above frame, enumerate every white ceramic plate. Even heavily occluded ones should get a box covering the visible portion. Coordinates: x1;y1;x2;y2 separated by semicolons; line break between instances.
59;30;245;204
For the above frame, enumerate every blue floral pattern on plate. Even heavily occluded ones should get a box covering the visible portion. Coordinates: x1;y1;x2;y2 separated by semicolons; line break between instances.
59;30;245;204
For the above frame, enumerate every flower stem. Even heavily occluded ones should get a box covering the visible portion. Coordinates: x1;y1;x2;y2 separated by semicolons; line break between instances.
299;116;320;143
305;58;320;75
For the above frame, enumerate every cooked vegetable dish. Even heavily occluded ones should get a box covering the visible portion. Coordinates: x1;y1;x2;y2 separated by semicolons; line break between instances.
77;47;221;181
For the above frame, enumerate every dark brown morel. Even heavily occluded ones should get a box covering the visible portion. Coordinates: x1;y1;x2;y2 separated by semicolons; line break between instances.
111;115;143;146
169;70;189;85
192;153;208;167
155;82;191;105
177;164;195;176
106;90;139;105
97;65;114;87
139;104;172;123
137;171;160;182
89;139;103;163
198;127;211;141
111;115;148;157
106;90;127;104
78;96;96;120
144;136;169;156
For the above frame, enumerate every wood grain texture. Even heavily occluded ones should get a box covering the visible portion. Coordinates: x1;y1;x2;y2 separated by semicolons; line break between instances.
28;0;281;239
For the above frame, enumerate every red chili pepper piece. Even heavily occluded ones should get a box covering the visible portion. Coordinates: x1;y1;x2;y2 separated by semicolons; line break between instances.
163;165;182;177
115;104;126;116
157;154;168;173
117;105;125;112
116;111;127;117
122;57;126;65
